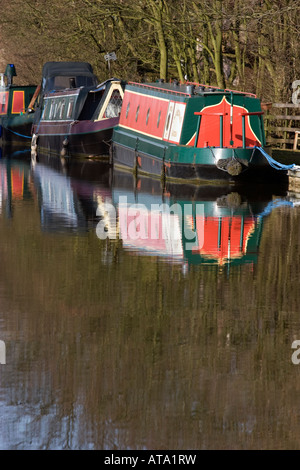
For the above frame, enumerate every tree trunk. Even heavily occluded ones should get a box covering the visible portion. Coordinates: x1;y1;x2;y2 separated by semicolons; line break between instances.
149;0;168;80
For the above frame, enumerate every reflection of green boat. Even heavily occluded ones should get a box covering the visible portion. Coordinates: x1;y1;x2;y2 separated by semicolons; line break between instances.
110;171;294;267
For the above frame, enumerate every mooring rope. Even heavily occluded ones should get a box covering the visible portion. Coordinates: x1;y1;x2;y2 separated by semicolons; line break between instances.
5;128;32;139
254;146;296;170
258;198;295;219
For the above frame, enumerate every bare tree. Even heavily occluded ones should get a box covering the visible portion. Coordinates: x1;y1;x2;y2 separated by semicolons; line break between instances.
0;0;300;101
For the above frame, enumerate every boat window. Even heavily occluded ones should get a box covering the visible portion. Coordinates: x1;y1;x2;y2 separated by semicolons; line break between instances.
165;113;171;132
0;92;8;115
44;74;98;93
146;108;150;125
67;97;75;119
55;101;62;120
157;111;161;128
54;101;60;119
103;89;123;118
168;102;185;143
126;102;130;118
49;99;56;120
59;99;66;119
41;99;50;120
135;105;140;122
163;102;175;140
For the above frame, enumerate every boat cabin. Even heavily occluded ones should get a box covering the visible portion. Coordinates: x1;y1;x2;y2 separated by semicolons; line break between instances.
118;81;266;150
0;65;36;118
40;78;124;123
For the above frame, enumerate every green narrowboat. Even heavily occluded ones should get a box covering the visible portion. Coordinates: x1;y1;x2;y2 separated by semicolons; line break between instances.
0;64;38;146
111;80;294;183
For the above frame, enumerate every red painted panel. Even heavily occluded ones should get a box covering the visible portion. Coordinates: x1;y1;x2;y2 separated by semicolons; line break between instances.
11;90;25;114
0;92;9;115
119;90;169;139
193;97;261;148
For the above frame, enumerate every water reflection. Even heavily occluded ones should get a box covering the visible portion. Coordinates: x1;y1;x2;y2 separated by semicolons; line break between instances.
32;161;112;234
1;150;300;450
111;173;269;268
0;152;298;271
0;155;32;218
26;154;298;269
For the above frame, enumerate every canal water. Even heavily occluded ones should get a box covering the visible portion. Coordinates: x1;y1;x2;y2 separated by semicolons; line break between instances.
0;147;300;450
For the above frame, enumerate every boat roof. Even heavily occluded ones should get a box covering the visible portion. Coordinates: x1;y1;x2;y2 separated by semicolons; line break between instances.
40;61;99;94
127;80;257;98
42;61;96;79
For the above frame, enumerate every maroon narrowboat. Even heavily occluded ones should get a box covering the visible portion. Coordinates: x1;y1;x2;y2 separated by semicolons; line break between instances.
31;62;125;160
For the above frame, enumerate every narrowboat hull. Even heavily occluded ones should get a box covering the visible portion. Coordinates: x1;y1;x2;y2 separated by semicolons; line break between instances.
32;117;119;160
0;112;35;146
112;138;288;184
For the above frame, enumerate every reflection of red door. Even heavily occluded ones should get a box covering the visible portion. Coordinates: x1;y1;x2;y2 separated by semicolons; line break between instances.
11;169;24;199
189;215;256;264
196;97;261;148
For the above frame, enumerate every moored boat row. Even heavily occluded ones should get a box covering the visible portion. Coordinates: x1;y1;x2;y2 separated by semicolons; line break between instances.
0;61;299;185
0;61;125;161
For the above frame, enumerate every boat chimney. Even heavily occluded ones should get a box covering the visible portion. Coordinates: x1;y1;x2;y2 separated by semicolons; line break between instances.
4;64;16;87
186;84;195;95
0;74;5;88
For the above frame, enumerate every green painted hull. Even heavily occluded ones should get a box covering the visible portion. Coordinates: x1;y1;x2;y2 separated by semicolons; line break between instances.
112;129;284;184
